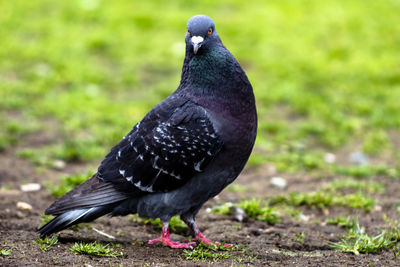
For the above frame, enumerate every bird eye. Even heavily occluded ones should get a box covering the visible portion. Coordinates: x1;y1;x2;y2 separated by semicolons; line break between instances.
187;29;191;35
208;28;213;35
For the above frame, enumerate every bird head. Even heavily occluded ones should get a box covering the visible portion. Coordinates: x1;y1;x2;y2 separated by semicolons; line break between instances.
185;15;218;55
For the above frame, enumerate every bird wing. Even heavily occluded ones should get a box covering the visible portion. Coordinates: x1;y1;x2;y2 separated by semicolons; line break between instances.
97;94;223;193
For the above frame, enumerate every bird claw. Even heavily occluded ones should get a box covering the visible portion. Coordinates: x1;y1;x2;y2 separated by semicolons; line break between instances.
148;236;196;249
191;237;232;247
189;228;233;247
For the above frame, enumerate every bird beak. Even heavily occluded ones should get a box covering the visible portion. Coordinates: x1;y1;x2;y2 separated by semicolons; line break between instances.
191;36;204;54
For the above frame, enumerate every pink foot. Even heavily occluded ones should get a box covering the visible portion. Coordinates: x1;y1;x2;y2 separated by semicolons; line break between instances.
148;224;196;249
148;236;196;249
191;228;233;247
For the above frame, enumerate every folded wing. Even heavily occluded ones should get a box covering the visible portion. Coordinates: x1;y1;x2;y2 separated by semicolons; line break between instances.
98;95;223;193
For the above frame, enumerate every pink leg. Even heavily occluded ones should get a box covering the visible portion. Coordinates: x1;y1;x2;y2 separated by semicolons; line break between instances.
148;221;196;249
191;227;232;247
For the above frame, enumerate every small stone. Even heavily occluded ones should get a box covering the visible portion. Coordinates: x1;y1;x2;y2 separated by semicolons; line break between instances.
349;152;368;165
17;201;32;211
231;206;247;222
374;205;382;212
270;177;287;189
52;160;66;170
324;153;336;164
299;214;309;221
20;183;41;192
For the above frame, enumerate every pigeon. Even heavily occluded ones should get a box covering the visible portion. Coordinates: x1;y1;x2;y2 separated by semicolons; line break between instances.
38;14;257;249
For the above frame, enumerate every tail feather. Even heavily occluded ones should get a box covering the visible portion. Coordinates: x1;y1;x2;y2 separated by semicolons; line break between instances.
38;203;116;237
45;174;132;215
38;173;140;236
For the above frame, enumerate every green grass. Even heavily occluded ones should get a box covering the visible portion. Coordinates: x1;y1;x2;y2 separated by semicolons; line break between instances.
214;189;375;223
334;165;397;179
0;0;398;173
329;222;400;255
183;243;233;261
34;236;59;252
212;199;281;224
294;232;306;244
324;179;385;194
70;241;123;257
239;198;281;224
0;248;12;256
0;118;41;151
270;191;375;211
326;216;356;229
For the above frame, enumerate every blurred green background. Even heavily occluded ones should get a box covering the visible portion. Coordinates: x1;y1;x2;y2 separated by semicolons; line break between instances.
1;0;399;176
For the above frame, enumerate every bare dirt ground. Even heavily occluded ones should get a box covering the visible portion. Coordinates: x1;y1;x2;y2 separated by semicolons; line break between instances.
1;137;400;266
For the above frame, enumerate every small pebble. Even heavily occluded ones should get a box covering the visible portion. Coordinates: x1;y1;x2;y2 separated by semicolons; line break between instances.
324;153;336;164
231;206;247;222
17;201;32;211
270;177;287;189
20;183;41;192
52;160;66;170
374;205;382;212
299;214;309;222
349;152;368;165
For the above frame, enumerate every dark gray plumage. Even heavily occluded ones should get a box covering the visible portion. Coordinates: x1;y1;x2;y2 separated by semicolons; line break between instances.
38;14;257;248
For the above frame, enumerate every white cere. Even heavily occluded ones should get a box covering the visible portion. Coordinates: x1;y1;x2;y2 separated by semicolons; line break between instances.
191;36;204;45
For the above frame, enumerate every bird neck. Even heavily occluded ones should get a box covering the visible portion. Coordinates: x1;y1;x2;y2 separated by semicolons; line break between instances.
177;46;256;120
180;45;233;90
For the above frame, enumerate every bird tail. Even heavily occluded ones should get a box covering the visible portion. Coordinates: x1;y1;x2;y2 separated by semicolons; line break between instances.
37;173;134;237
38;203;116;237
